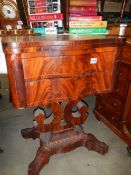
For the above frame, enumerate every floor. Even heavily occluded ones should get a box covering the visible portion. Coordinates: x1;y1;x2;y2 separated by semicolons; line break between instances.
0;95;131;175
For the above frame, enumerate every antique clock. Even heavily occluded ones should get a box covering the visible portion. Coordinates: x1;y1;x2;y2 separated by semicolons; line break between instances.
0;0;23;30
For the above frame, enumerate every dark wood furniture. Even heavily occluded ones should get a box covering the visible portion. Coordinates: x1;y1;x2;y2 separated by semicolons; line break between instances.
94;41;131;154
2;35;126;175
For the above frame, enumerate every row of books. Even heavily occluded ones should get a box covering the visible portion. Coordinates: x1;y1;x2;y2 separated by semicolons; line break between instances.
69;0;108;34
27;0;108;35
27;0;64;34
69;0;97;17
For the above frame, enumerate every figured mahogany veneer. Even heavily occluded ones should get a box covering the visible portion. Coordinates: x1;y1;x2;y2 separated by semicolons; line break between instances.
94;42;131;150
2;35;126;174
2;35;125;108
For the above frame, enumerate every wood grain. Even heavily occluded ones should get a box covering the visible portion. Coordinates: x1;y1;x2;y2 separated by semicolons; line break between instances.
2;35;126;175
2;35;125;108
94;42;131;147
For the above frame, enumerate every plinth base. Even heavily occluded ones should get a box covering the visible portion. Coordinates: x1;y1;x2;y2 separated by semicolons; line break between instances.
22;127;109;175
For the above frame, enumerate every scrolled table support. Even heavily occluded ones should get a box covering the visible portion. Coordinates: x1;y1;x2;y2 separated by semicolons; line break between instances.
21;100;109;175
27;129;108;175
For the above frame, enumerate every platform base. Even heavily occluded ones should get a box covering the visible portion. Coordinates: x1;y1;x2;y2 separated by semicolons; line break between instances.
22;127;109;175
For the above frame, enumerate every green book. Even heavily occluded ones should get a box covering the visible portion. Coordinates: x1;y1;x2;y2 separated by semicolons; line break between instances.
69;28;108;34
33;28;45;35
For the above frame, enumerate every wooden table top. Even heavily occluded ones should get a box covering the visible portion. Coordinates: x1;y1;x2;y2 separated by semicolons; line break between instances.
2;34;126;49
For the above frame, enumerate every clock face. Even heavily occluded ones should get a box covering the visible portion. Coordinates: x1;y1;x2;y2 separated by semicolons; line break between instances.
2;4;16;19
0;0;18;20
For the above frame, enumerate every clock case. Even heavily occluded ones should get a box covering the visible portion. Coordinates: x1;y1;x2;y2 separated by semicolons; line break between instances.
0;0;28;31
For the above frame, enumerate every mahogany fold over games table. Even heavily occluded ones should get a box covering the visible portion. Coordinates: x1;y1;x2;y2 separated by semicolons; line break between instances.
2;35;126;175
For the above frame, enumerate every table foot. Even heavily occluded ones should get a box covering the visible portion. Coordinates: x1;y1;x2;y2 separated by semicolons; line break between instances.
27;128;108;175
28;146;50;175
84;133;109;154
21;127;40;140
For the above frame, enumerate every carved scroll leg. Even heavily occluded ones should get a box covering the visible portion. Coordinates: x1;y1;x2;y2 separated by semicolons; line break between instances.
83;133;109;155
21;127;40;140
28;146;51;175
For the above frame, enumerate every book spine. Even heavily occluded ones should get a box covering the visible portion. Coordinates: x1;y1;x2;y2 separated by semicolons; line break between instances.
70;12;97;16
69;21;107;28
70;6;97;13
28;13;63;21
30;20;63;28
70;0;96;2
33;27;45;34
69;28;107;34
70;0;97;3
33;27;64;34
28;5;60;14
28;0;47;8
29;6;47;14
31;0;47;2
28;0;60;8
69;16;102;21
70;2;97;6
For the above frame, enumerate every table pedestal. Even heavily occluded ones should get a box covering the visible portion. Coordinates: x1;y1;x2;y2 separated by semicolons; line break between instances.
21;101;108;175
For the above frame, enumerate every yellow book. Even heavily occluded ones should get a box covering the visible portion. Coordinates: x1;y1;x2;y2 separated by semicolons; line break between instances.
69;21;107;28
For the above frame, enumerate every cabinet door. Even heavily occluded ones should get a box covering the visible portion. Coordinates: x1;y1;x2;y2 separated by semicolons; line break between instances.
122;82;131;138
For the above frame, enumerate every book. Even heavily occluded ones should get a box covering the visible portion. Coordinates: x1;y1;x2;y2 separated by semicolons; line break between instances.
29;5;60;14
28;0;61;7
28;0;47;8
70;5;97;13
69;21;107;28
70;0;97;4
69;16;102;21
69;28;108;34
33;27;57;34
28;13;63;21
33;26;64;34
70;0;97;6
70;0;96;2
30;20;63;28
27;0;61;14
29;6;47;14
70;12;97;16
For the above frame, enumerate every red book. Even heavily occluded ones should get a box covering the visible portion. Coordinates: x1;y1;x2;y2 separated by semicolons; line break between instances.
28;1;46;8
70;12;97;17
70;5;97;13
29;6;47;14
69;16;102;21
28;13;63;22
